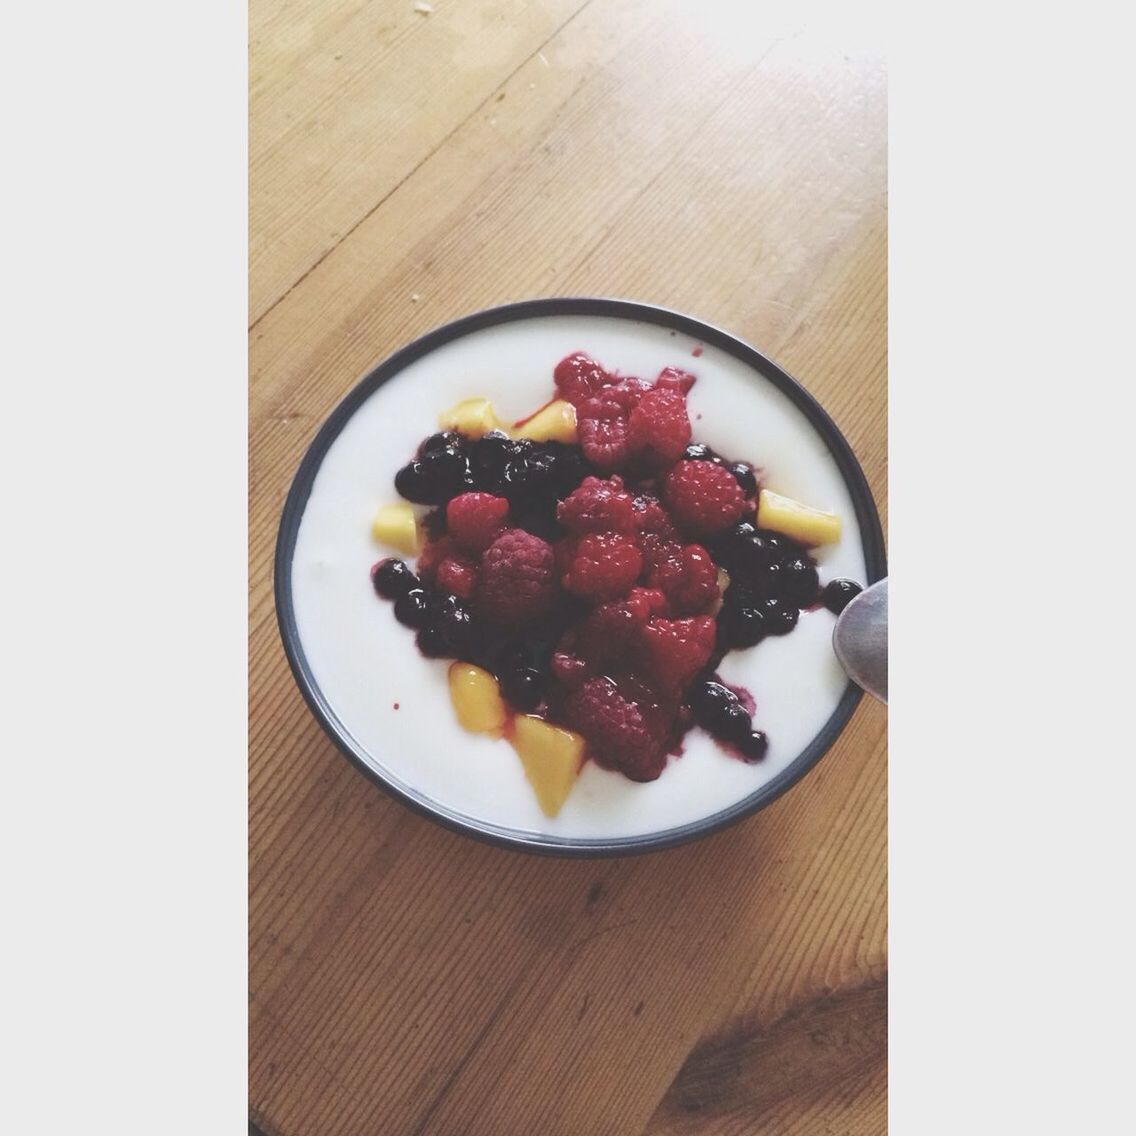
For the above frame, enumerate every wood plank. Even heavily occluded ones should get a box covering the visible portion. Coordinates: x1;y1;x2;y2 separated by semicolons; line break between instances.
249;0;590;322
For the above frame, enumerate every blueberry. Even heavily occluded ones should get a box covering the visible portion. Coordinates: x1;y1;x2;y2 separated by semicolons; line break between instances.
716;701;754;745
823;579;863;614
500;666;545;711
433;593;475;655
551;445;592;496
394;460;436;504
736;729;768;762
757;529;805;560
371;558;417;599
761;597;799;635
393;587;431;629
688;680;738;730
719;603;766;648
728;462;758;497
469;430;513;480
780;556;820;607
419;431;464;456
416;624;451;658
682;443;715;462
418;446;468;493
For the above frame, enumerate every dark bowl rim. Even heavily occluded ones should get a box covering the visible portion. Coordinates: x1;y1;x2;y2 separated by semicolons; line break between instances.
273;297;886;858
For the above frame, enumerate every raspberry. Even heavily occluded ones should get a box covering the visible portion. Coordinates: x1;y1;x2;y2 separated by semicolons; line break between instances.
564;675;675;782
627;389;691;467
630;493;675;538
576;380;647;471
557;475;636;535
551;648;590;688
653;366;697;395
623;586;670;621
647;543;720;614
415;534;452;584
554;352;613;404
561;532;643;600
639;616;716;694
662;459;750;539
474;529;557;628
572;586;670;671
446;492;509;553
638;533;683;577
435;553;478;599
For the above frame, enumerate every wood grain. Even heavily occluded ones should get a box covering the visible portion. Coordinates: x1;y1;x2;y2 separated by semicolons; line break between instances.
250;2;886;1132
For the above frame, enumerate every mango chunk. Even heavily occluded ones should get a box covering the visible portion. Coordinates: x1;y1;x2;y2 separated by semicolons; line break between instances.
448;663;507;737
371;501;420;556
756;489;841;546
438;397;502;438
510;715;585;818
512;399;578;444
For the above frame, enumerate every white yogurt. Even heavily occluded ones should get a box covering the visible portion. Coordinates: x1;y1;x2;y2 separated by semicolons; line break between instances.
289;314;869;842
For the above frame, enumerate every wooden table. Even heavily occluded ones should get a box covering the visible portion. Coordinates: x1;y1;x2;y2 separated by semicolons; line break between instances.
250;2;887;1132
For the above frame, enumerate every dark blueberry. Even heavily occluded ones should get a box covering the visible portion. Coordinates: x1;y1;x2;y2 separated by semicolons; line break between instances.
716;701;754;746
419;446;468;491
499;456;530;500
420;507;447;539
718;603;766;648
394;460;436;505
682;442;715;462
519;449;559;502
736;729;769;763
419;430;464;456
688;680;739;730
500;666;545;711
761;597;799;635
551;445;592;496
371;558;417;599
823;579;863;615
467;430;513;490
757;529;805;560
433;593;475;655
780;556;820;607
393;587;431;629
511;502;560;542
416;623;451;658
728;462;758;497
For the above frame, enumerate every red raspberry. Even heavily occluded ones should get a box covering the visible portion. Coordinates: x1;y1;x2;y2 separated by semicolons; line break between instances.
647;543;720;614
446;492;509;553
564;675;675;782
551;649;590;689
662;460;749;539
576;380;647;471
623;586;670;621
556;476;636;535
561;532;643;600
474;529;556;628
638;532;682;575
653;366;696;395
435;553;478;599
627;388;691;467
415;535;452;584
639;616;716;694
630;493;675;538
554;352;612;404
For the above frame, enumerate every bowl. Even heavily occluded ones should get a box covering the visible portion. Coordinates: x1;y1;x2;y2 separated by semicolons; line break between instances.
274;298;886;855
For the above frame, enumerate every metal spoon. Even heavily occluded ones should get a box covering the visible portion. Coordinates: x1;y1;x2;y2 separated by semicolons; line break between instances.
832;577;888;704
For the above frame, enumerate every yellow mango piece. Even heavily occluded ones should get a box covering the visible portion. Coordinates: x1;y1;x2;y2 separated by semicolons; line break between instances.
370;501;420;556
512;399;578;444
510;715;585;818
448;663;507;737
438;397;501;438
756;488;841;546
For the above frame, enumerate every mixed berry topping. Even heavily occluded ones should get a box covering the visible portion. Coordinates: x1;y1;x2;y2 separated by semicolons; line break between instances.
371;352;866;795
